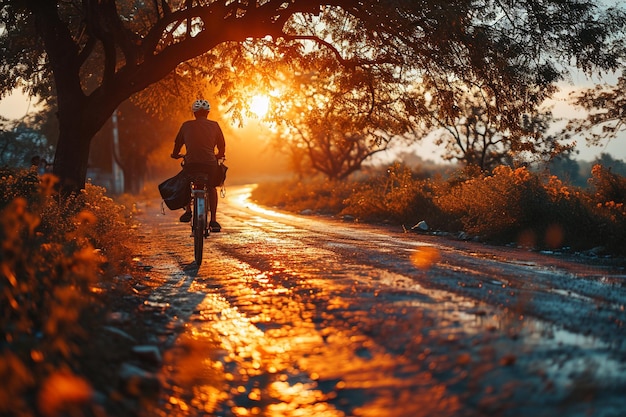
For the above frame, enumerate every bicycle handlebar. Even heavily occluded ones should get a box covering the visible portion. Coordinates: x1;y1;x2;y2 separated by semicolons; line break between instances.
171;153;226;164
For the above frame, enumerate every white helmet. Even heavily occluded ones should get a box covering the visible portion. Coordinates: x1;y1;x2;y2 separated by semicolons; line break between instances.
192;99;210;112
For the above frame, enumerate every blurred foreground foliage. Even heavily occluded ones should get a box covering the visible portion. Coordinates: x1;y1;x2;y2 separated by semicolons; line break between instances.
252;164;626;255
0;167;137;417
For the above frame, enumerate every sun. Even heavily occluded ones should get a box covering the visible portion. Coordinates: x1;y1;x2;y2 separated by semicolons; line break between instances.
250;94;270;118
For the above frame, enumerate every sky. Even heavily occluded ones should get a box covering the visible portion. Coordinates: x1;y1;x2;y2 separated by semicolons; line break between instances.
0;90;39;120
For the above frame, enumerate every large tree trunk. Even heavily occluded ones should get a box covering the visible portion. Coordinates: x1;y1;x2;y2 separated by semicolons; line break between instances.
51;92;97;193
52;125;92;193
52;95;118;194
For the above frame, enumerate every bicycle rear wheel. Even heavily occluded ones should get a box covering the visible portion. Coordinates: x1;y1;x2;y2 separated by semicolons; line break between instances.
193;194;206;264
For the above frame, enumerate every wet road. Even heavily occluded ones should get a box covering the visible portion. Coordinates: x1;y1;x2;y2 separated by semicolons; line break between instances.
136;185;626;417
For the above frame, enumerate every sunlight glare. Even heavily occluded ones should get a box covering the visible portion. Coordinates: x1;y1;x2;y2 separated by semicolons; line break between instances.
250;94;270;118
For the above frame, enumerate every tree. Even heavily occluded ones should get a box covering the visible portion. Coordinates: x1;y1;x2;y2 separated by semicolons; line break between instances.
566;71;626;146
592;153;626;177
547;152;584;187
413;84;572;171
278;111;397;180
271;54;415;180
0;114;55;169
1;0;624;192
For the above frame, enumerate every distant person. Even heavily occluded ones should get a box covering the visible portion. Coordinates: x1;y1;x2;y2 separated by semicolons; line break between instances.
171;99;226;232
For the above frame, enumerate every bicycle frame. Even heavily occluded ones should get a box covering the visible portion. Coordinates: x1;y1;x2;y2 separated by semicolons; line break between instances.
190;176;210;264
171;154;211;264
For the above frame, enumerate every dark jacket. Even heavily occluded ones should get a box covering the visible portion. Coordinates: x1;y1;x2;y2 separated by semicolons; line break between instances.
172;118;225;166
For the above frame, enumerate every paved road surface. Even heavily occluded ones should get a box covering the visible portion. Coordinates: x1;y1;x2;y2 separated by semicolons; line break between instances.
134;185;626;417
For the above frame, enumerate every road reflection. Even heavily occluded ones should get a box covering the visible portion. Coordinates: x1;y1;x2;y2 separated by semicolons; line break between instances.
149;262;533;417
139;187;626;417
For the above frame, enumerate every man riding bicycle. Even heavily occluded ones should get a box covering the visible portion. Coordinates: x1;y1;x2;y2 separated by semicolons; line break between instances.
171;99;226;232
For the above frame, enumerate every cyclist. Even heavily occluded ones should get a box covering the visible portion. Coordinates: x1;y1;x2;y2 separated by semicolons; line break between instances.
170;99;226;232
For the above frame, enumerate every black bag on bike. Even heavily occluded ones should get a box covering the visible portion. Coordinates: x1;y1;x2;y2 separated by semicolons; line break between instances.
213;163;228;187
158;170;191;210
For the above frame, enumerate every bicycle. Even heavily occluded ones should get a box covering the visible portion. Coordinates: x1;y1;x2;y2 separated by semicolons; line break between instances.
190;172;210;264
173;155;211;264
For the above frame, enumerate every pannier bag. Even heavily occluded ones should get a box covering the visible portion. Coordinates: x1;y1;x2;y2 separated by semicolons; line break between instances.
158;170;191;210
214;163;228;187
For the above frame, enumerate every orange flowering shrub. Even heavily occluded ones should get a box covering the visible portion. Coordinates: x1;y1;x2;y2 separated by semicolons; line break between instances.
341;163;412;222
340;163;446;225
0;168;136;416
435;166;549;241
539;174;595;250
589;164;626;204
254;163;626;254
585;165;626;252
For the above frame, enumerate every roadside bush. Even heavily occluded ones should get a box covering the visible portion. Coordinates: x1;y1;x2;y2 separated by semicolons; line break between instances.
589;164;626;204
585;165;626;253
539;175;596;250
342;163;412;222
341;163;446;226
539;166;626;253
0;169;137;416
254;162;626;255
0;167;40;210
253;177;353;214
435;166;551;242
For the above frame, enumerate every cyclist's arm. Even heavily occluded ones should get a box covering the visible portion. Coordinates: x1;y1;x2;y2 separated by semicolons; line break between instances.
171;126;185;158
215;123;226;160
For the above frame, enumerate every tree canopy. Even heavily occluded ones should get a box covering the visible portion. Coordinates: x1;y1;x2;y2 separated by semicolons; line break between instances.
1;0;624;192
267;52;416;179
413;83;571;171
566;71;626;146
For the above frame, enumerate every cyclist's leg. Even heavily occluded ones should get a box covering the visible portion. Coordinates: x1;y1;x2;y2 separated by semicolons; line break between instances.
179;205;192;222
208;186;218;222
206;164;221;232
208;187;221;232
179;166;197;223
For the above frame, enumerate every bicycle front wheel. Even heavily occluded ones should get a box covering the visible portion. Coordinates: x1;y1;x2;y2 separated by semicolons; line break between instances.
193;194;206;264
